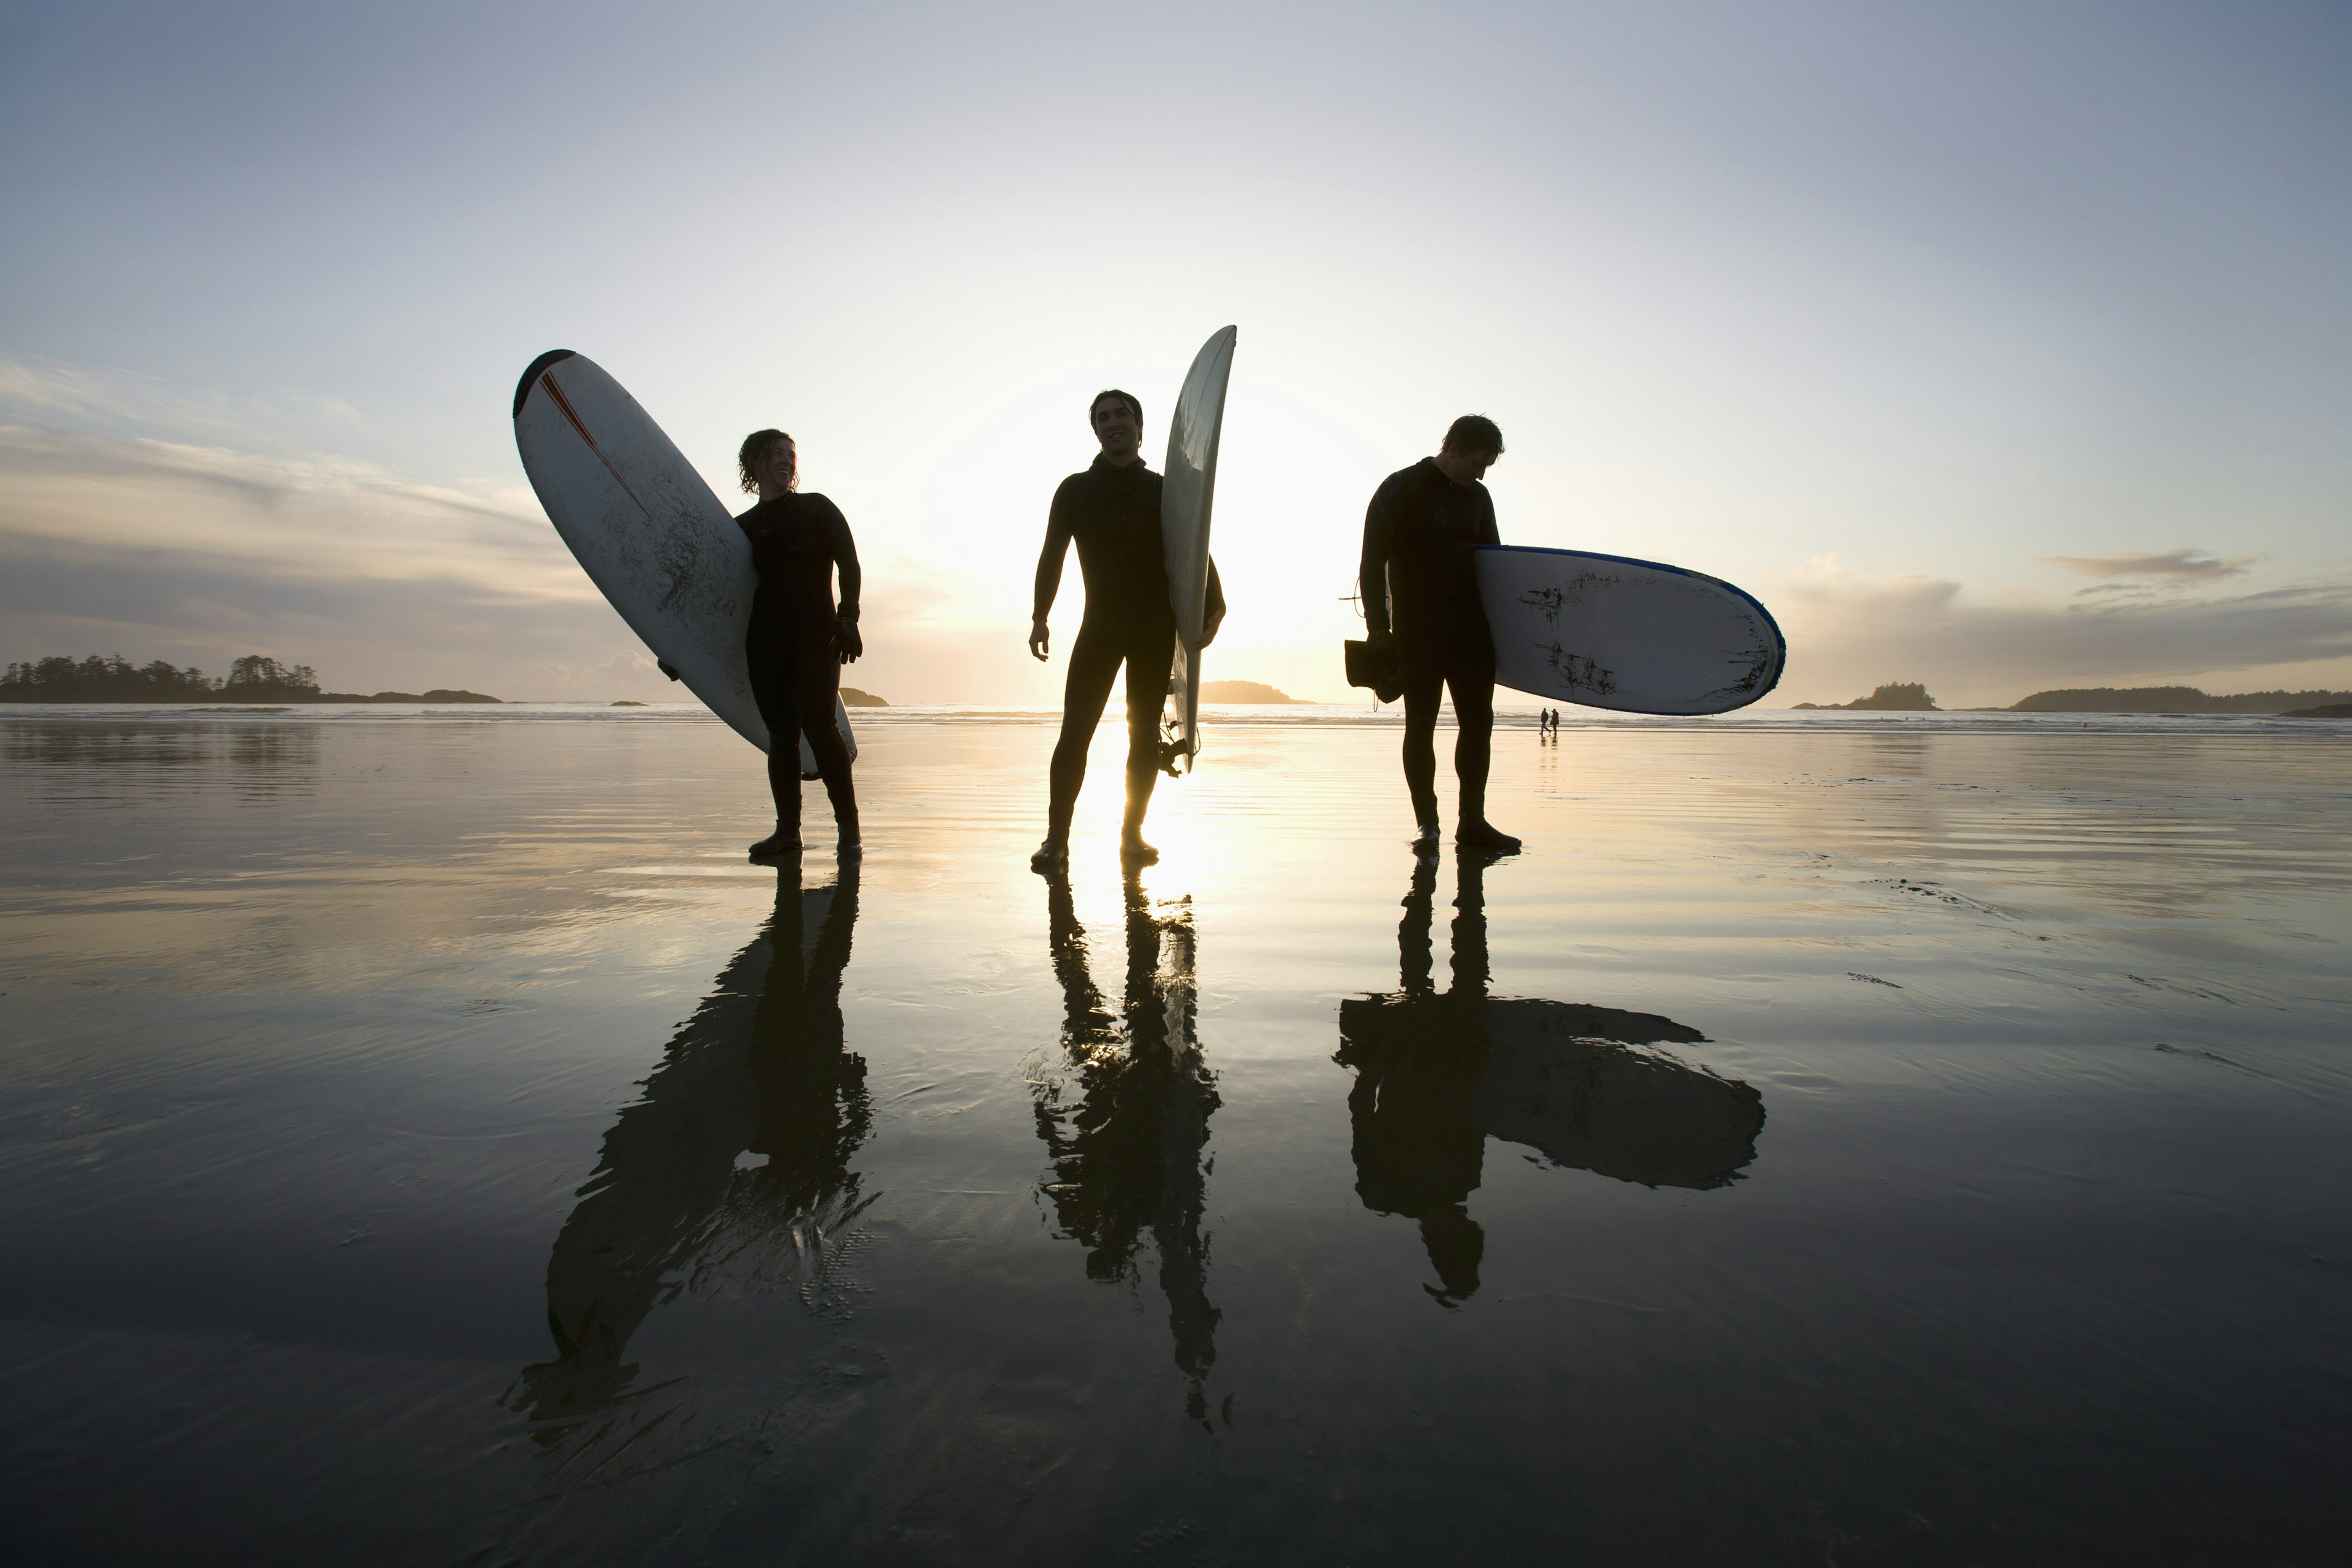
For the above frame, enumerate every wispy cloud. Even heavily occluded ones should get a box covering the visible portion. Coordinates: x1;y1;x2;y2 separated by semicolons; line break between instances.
1770;556;2352;706
0;415;1052;703
2037;548;2256;581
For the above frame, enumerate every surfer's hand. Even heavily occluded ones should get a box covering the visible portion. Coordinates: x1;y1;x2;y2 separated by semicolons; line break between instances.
1200;603;1225;649
1028;618;1050;662
1366;627;1395;650
657;659;682;682
835;617;862;663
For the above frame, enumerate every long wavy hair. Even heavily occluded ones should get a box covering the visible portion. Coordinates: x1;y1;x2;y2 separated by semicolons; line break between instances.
738;429;796;494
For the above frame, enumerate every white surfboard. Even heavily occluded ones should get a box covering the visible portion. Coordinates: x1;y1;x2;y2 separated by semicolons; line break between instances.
1474;545;1785;715
1159;325;1236;773
511;350;855;776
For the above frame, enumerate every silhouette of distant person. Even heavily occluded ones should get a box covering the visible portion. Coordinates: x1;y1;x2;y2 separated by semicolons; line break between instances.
1359;414;1520;856
1337;855;1763;1306
1031;873;1222;1404
511;863;866;1419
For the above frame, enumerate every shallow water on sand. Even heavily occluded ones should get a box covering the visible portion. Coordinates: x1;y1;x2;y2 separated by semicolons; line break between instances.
3;708;2348;1565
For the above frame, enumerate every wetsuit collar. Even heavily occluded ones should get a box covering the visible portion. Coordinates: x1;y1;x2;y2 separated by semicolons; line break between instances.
1090;453;1153;472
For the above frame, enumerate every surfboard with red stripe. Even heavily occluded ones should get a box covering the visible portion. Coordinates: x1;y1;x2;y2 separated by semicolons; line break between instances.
512;350;854;774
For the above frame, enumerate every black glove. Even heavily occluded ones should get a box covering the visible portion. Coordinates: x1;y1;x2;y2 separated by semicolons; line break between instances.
835;616;863;663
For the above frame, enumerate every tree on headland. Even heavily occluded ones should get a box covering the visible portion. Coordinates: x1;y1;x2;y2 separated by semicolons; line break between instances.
222;655;320;697
1793;682;1938;711
1;652;498;703
1;653;224;701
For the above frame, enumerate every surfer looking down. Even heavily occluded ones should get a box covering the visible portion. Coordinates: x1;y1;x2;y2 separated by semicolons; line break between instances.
1028;389;1225;871
736;429;861;859
1360;415;1521;857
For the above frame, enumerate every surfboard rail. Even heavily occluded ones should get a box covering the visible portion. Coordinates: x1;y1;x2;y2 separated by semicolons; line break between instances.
1159;325;1237;773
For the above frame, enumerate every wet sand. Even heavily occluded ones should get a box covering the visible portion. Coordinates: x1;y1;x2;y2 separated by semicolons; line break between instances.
2;706;2348;1564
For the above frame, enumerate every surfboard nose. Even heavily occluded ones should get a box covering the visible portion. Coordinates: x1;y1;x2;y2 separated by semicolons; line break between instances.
513;349;578;420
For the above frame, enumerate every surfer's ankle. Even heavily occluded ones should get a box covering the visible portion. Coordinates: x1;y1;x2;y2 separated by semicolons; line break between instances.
1410;822;1440;856
1457;819;1521;855
1120;834;1159;865
1030;837;1068;872
748;825;801;860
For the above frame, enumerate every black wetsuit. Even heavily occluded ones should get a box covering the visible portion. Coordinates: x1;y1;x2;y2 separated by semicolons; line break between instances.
1033;457;1224;840
737;492;859;831
1360;458;1499;826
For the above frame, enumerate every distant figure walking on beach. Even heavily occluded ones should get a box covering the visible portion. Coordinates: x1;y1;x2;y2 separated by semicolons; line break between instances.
736;429;861;859
1360;416;1521;856
1028;389;1225;871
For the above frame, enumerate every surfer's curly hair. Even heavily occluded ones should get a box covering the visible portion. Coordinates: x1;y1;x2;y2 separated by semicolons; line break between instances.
1442;415;1504;457
737;429;796;493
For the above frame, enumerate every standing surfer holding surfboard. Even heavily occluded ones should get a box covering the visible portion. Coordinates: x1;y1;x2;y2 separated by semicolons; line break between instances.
1360;415;1522;858
1028;390;1224;870
736;429;862;859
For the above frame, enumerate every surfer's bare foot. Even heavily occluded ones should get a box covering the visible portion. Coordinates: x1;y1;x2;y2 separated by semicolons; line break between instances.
1457;820;1522;856
1030;838;1068;873
1120;835;1159;866
748;826;801;861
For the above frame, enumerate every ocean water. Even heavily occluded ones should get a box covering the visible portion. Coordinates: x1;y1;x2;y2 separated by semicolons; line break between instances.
2;704;2348;1564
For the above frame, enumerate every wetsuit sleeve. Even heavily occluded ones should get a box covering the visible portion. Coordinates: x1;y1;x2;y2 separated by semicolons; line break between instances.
1360;480;1396;636
1480;486;1499;547
1033;478;1077;620
821;496;861;619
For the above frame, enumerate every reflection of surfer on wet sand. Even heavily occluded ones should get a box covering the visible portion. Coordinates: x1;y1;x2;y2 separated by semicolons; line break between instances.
511;863;869;1419
1336;854;1763;1305
1031;873;1223;1409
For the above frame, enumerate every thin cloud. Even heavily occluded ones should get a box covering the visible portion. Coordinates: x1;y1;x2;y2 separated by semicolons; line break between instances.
2037;548;2256;580
0;418;1054;703
1770;556;2352;706
0;423;578;598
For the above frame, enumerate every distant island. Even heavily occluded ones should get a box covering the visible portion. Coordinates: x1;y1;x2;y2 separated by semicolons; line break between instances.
1792;681;2352;715
1793;682;1937;711
2005;686;2352;714
1200;680;1305;704
840;687;889;707
0;653;499;704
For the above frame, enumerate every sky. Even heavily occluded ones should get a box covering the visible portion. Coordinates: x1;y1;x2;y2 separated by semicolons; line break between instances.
2;0;2348;707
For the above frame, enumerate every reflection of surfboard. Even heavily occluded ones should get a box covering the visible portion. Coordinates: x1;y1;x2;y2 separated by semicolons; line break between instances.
1336;994;1763;1189
512;350;855;777
1474;545;1785;716
1159;325;1236;773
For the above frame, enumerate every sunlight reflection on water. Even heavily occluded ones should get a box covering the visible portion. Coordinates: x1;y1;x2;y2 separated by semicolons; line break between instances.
2;709;2348;1564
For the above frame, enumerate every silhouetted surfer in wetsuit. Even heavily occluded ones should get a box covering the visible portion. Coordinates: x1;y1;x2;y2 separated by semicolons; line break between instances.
1028;390;1224;870
1360;415;1520;857
736;429;861;860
